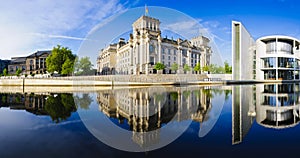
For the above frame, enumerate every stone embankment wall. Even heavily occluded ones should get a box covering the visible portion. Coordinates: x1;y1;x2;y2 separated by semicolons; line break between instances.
0;74;231;86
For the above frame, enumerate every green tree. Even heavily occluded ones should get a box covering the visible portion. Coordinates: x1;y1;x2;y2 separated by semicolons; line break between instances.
193;62;201;74
183;64;191;72
61;58;75;75
203;64;225;74
154;62;165;70
210;64;225;74
16;68;22;76
171;63;178;72
46;45;76;75
224;61;232;74
202;65;210;72
3;68;7;76
75;56;94;76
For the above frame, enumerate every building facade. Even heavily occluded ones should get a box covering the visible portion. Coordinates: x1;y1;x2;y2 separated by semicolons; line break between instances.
97;15;212;75
8;50;51;75
25;50;51;75
256;36;300;80
8;57;27;75
232;21;300;80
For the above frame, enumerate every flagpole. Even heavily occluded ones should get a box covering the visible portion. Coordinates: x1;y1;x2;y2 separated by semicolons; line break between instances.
145;4;149;16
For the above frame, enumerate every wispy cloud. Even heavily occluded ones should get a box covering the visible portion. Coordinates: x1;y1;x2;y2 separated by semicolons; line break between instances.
162;18;231;63
0;0;139;59
26;119;83;130
201;20;231;58
29;33;99;42
162;19;202;39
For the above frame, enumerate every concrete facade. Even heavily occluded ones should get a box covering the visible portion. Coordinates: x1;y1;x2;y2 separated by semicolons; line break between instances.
232;21;300;81
232;21;255;81
256;36;300;80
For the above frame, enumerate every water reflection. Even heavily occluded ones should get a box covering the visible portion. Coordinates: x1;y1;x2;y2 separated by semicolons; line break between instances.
90;86;227;150
0;93;77;123
97;87;212;132
0;86;228;152
232;83;300;144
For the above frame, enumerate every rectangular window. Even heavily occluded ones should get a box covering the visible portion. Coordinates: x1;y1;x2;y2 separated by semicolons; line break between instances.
182;49;187;56
174;57;176;61
162;55;165;60
150;57;154;65
263;57;276;68
168;49;171;55
168;56;170;60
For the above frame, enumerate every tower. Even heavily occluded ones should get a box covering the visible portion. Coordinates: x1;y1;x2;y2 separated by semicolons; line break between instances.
132;16;161;74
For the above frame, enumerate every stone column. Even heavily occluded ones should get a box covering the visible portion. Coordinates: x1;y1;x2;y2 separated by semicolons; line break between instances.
178;48;183;74
158;39;162;63
188;50;191;67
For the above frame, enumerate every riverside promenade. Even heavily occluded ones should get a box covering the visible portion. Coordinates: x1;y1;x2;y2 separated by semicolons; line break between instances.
0;74;231;86
1;74;293;87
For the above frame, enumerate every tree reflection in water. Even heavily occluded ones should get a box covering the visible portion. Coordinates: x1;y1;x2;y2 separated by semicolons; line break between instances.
45;94;77;123
74;93;93;110
0;93;77;123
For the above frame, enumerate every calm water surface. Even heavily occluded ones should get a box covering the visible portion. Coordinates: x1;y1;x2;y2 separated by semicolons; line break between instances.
0;84;299;158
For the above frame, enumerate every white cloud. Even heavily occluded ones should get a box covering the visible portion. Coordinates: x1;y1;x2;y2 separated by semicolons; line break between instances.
162;19;202;39
0;0;133;59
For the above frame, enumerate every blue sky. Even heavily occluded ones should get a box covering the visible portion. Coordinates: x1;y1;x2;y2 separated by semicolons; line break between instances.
1;0;300;65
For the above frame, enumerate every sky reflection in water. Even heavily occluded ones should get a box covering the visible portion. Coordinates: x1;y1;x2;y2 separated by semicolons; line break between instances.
0;84;300;157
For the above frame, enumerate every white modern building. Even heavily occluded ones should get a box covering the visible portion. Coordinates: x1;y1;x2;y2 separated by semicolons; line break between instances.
97;15;212;75
232;21;300;81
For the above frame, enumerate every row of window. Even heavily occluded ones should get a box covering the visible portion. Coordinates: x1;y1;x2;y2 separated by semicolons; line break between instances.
262;57;300;69
262;95;299;106
29;58;46;64
161;48;200;58
263;70;300;80
266;41;293;54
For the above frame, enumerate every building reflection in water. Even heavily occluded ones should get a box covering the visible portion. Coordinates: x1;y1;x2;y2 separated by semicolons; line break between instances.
0;93;77;123
257;84;300;128
232;83;300;144
0;93;48;115
96;86;214;147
